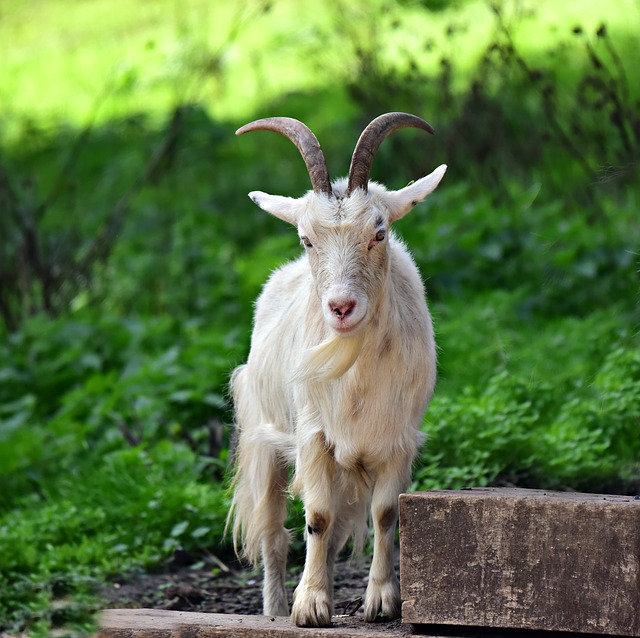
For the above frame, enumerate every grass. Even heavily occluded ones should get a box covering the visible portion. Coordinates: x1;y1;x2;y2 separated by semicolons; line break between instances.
2;0;638;131
0;0;639;634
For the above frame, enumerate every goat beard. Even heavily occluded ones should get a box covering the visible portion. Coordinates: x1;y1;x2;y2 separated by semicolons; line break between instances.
293;332;365;382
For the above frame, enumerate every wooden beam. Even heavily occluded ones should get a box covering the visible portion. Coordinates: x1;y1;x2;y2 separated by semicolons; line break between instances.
399;488;640;636
97;609;417;638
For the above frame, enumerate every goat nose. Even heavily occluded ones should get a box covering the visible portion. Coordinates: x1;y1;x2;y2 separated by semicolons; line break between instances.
330;300;356;318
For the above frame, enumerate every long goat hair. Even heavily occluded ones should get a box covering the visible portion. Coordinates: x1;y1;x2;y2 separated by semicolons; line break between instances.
226;113;447;628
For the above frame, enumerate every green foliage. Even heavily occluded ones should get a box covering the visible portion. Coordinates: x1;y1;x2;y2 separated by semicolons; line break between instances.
417;335;639;491
0;443;227;635
418;293;639;491
541;346;640;487
0;312;240;509
0;0;639;634
0;311;237;633
401;186;636;322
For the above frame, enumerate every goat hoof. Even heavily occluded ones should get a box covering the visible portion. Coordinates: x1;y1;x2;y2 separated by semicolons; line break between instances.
291;586;332;627
363;579;401;622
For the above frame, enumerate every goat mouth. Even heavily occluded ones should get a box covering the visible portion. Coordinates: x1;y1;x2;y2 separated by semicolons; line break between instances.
332;316;365;335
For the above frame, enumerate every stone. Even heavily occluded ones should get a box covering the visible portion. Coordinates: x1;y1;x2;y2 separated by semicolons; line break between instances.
399;488;640;636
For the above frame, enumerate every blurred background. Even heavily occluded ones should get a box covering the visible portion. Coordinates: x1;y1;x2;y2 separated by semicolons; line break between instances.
0;0;638;634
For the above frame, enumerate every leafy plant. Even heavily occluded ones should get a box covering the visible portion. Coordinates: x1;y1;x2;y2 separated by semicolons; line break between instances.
0;443;228;635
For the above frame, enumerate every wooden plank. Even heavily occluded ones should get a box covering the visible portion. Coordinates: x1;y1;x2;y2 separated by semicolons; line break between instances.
97;609;624;638
96;609;417;638
399;488;640;636
97;608;621;638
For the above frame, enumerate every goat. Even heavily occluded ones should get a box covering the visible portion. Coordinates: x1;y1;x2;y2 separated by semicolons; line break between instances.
227;112;446;627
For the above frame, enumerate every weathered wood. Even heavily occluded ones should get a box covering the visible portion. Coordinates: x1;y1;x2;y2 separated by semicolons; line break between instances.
96;609;417;638
399;488;640;636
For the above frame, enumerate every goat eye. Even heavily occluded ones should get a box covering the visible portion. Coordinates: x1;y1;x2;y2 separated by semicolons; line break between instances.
301;236;313;248
368;229;386;251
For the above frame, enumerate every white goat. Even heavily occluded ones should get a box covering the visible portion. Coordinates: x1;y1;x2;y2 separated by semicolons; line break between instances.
227;113;446;627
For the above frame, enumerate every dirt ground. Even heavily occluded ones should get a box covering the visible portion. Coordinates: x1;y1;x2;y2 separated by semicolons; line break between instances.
101;553;411;634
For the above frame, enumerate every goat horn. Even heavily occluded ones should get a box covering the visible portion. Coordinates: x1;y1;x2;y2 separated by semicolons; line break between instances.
236;117;333;196
346;112;435;196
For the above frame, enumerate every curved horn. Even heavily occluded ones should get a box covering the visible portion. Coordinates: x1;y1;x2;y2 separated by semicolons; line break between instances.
347;112;435;196
236;117;333;196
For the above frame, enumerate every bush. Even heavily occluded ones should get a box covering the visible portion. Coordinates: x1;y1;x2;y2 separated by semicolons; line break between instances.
0;443;227;636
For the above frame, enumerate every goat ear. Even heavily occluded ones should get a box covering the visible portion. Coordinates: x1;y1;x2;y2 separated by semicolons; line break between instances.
248;191;302;225
386;164;447;222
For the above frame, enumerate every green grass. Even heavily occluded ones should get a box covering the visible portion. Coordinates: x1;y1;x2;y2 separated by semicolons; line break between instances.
0;443;227;635
0;0;639;634
2;0;638;132
419;292;639;490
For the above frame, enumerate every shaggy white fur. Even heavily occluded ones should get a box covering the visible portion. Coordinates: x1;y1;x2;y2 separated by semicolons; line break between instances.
227;132;446;628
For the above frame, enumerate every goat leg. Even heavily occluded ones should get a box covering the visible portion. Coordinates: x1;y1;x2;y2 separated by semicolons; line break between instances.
291;431;336;627
363;457;412;622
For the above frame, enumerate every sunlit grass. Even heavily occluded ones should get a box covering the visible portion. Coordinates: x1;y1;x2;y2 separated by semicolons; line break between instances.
1;0;638;139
